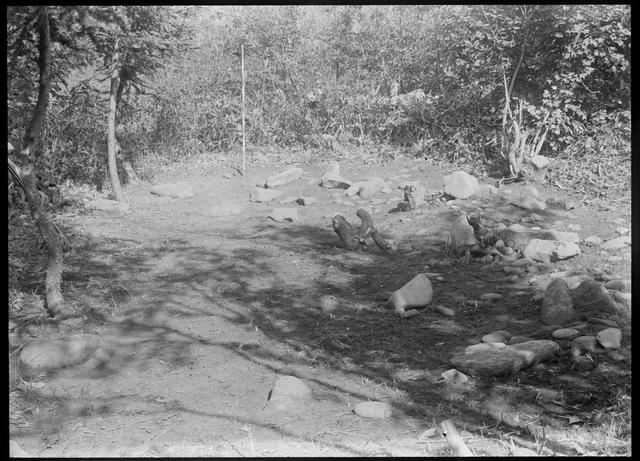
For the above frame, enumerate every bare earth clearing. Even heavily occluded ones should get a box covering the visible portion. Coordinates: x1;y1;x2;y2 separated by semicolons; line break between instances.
9;157;631;456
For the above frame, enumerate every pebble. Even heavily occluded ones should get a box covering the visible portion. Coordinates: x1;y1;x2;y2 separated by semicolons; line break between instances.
480;293;503;301
354;401;393;419
552;328;579;339
482;330;512;343
433;305;456;317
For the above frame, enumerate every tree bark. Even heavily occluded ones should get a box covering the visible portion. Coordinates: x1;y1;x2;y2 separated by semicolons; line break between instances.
15;6;69;317
107;35;125;201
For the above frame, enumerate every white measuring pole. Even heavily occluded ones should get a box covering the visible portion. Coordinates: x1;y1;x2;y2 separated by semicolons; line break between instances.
241;44;246;177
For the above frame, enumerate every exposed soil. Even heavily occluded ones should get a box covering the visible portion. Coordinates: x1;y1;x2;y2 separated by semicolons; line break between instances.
9;157;631;456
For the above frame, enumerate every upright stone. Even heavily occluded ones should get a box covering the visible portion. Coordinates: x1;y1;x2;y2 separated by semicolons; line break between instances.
540;278;576;325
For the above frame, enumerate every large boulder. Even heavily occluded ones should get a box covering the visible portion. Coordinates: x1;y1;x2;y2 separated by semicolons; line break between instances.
443;171;479;199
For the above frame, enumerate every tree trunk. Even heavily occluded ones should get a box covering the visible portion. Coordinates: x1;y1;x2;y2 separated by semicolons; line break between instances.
107;35;125;201
15;6;69;317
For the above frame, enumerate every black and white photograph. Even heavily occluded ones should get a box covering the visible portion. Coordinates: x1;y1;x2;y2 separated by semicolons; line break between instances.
8;5;630;456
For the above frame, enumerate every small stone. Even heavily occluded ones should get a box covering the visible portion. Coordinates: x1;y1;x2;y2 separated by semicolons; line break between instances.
583;236;603;247
354;401;393;419
508;223;527;232
433;305;456;317
546;230;580;243
596;328;622;349
612;291;631;308
572;280;623;318
553;242;581;261
615;227;629;236
440;369;469;385
268;376;313;411
466;342;507;354
279;195;298;205
566;224;581;232
480;293;503;301
571;336;600;353
321;172;352;189
604;279;631;293
222;172;234;179
552;328;579;339
508;336;534;345
481;330;511;343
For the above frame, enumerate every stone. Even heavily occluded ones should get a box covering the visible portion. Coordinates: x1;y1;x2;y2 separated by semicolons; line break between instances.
545;231;580;243
508;223;527;232
222;172;234;179
571;280;621;317
320;172;352;189
440;369;469;385
264;167;303;188
523;239;557;264
447;215;478;248
358;177;387;199
510;257;534;267
205;204;243;217
583;236;603;247
612;291;631;308
552;328;579;339
354;401;393;419
596;328;622;349
605;279;631;293
451;349;525;377
250;187;282;202
297;196;316;206
566;224;581;232
571;336;600;354
465;342;507;354
87;199;130;212
150;182;194;198
268;207;298;222
476;184;499;197
451;340;558;377
434;305;456;317
615;227;629;236
19;334;103;370
510;193;547;211
481;330;511;343
530;155;550;169
442;171;479;199
480;293;503;301
553;242;581;260
344;182;363;197
268;376;313;411
508;340;560;366
541;278;576;325
601;236;631;250
389;274;433;315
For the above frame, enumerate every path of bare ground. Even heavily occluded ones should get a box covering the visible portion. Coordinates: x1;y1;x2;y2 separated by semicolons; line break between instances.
9;157;631;456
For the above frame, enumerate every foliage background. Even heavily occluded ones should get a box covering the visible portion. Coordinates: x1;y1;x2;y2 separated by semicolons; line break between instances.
7;5;631;195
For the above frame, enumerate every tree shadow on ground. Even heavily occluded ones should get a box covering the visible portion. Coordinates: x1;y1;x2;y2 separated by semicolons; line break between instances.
9;210;631;456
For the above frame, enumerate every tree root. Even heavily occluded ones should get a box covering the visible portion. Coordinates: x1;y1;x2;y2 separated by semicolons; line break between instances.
332;209;394;255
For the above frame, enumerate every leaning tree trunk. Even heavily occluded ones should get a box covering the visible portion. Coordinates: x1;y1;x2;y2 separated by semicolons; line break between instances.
15;6;68;317
107;35;125;201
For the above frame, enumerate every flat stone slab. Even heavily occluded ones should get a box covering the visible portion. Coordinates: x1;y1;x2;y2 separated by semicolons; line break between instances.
451;340;559;377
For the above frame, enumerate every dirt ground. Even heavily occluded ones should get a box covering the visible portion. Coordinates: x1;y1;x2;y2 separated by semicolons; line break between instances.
8;157;631;456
